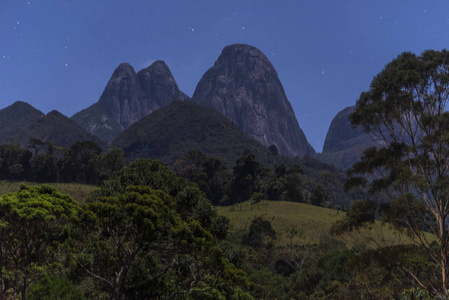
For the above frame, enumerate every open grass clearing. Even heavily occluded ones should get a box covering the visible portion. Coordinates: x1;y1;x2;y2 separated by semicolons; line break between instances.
216;200;425;249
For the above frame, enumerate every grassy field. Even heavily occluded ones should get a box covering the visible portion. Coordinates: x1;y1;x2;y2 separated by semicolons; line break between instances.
217;200;417;248
0;181;99;204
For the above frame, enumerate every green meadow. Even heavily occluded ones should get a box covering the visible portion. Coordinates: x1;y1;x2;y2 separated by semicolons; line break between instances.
216;200;418;248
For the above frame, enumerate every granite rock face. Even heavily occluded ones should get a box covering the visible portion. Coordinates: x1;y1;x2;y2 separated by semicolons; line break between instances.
191;44;315;157
72;61;189;143
323;106;364;153
320;105;377;169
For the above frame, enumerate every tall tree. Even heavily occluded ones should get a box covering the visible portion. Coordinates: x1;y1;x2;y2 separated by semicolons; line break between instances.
61;141;102;184
310;184;326;206
80;186;185;299
0;145;32;180
347;50;449;294
98;148;126;181
229;154;267;204
174;151;230;205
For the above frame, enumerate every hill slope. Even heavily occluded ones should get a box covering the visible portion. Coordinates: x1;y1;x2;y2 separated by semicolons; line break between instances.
0;101;102;147
217;200;412;247
112;101;275;165
191;44;315;157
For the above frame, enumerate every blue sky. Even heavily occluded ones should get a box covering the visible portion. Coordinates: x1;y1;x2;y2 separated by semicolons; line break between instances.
1;1;448;152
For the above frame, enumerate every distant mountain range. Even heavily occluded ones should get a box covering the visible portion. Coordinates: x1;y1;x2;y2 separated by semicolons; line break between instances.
69;43;315;158
0;43;371;169
0;101;102;148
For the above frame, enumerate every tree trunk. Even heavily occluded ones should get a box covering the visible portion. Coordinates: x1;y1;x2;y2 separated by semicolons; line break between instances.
438;214;448;293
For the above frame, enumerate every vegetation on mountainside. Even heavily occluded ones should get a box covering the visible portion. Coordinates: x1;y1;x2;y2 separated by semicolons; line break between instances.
112;101;280;166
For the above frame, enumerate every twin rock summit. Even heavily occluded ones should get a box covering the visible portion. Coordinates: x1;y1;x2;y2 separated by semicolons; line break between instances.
72;43;314;158
2;44;371;167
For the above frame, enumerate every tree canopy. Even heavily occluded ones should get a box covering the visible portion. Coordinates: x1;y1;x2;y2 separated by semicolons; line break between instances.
347;49;449;294
0;184;81;300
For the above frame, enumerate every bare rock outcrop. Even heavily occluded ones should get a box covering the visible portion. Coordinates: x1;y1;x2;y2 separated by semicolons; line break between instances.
72;61;188;143
320;105;377;169
191;44;314;157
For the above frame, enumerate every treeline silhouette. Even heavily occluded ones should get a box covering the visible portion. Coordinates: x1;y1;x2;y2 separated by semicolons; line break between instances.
0;140;125;184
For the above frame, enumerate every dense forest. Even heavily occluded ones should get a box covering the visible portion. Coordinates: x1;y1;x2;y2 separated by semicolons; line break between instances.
0;139;355;208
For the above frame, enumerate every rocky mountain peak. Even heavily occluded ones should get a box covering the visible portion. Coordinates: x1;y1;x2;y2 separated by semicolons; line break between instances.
112;62;135;76
323;106;361;153
320;105;377;169
215;44;277;78
98;63;142;129
72;61;189;143
137;60;189;107
191;43;315;157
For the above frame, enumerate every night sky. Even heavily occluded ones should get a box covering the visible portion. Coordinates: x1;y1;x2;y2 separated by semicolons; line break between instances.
1;1;448;152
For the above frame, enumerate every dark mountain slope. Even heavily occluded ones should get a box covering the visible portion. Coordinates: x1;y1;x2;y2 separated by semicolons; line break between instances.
0;101;44;143
191;44;315;157
71;61;189;143
112;101;275;166
0;101;102;147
